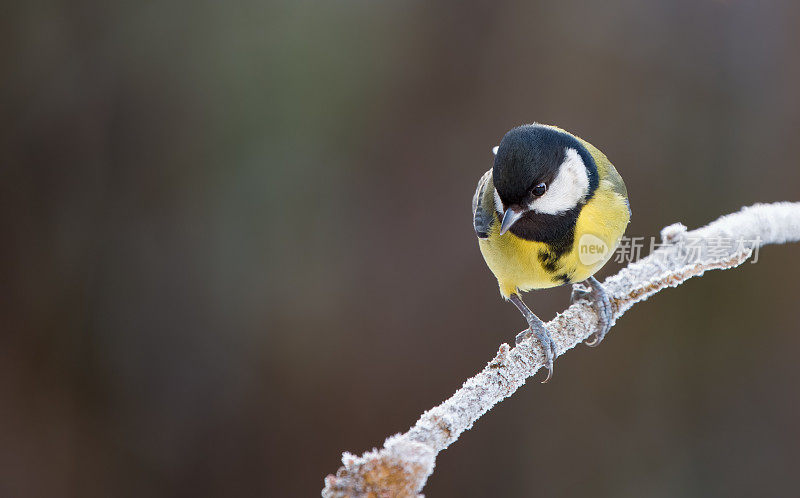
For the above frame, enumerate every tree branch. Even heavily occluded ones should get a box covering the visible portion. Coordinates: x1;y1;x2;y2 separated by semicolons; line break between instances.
322;202;800;498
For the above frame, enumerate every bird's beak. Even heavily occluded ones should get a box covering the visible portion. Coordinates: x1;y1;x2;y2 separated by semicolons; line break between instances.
499;206;525;235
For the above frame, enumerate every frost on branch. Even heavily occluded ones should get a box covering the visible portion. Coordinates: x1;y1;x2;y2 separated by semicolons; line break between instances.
322;202;800;498
324;436;435;498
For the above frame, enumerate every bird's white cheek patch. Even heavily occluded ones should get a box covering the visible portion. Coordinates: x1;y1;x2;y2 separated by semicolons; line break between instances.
530;148;590;215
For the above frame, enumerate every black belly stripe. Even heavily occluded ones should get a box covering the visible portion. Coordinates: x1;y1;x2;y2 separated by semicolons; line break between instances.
537;249;561;273
554;272;573;284
514;206;580;281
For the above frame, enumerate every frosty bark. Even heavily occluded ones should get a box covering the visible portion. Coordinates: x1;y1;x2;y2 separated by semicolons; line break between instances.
322;202;800;498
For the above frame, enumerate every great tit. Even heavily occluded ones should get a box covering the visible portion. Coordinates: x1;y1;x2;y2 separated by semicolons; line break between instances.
472;123;630;382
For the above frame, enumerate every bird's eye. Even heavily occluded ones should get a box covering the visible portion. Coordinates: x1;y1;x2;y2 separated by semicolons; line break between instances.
532;183;547;196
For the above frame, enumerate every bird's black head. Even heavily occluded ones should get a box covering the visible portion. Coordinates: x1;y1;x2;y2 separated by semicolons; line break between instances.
492;124;600;237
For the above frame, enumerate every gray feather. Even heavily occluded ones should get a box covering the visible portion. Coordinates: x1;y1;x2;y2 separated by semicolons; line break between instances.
472;169;495;239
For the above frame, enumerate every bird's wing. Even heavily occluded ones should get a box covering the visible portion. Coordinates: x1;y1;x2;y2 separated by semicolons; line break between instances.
595;157;630;217
602;160;628;200
473;169;495;239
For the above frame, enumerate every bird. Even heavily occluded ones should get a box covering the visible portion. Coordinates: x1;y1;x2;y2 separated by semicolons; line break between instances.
472;123;630;382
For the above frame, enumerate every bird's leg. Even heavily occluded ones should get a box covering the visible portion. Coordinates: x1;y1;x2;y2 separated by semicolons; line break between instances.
509;294;556;383
571;276;613;347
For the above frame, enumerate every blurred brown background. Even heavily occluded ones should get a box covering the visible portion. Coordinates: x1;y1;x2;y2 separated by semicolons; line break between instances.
3;1;800;497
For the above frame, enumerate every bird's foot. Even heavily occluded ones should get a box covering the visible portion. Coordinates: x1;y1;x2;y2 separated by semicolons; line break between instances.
515;322;556;383
571;277;613;347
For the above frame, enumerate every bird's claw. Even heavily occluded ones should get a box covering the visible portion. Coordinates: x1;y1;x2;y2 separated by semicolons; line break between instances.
577;278;613;347
515;324;556;383
570;284;590;304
